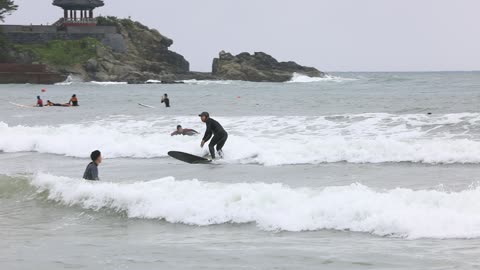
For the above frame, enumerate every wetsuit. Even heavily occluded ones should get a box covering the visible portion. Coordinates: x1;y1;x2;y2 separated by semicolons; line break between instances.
83;162;99;181
37;99;43;107
162;97;170;107
70;98;78;106
202;118;228;159
171;129;199;136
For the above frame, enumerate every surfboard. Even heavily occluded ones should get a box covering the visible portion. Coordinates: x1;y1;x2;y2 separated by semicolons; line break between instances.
138;103;155;108
168;151;212;164
9;102;36;108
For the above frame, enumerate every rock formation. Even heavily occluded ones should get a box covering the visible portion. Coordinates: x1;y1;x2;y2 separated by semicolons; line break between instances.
1;17;325;83
212;51;324;82
78;17;190;83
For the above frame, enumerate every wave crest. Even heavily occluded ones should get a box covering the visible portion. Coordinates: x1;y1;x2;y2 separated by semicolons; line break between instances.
31;173;480;239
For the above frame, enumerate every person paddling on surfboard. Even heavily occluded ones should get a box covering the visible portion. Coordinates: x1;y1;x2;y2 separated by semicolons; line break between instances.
171;125;199;136
199;112;228;159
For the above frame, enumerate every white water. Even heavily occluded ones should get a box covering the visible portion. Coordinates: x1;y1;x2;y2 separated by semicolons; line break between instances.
31;173;480;239
288;73;356;83
1;113;480;165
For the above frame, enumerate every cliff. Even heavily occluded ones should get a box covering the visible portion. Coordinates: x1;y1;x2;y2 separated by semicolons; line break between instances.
1;18;325;83
1;17;190;83
212;51;325;82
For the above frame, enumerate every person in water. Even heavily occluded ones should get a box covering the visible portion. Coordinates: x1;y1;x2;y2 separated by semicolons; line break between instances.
83;150;102;181
69;94;79;106
36;96;43;107
199;112;228;159
161;94;170;107
46;100;71;107
171;125;199;136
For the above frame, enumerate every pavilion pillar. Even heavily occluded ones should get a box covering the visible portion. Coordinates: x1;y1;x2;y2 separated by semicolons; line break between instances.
64;9;68;19
89;9;93;19
73;10;77;20
69;10;73;19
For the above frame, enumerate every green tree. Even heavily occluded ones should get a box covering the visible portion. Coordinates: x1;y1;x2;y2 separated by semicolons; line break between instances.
0;0;17;22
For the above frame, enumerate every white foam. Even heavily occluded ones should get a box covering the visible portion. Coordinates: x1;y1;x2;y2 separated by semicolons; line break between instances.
2;113;480;165
180;79;236;85
31;173;480;239
89;81;128;85
287;73;356;83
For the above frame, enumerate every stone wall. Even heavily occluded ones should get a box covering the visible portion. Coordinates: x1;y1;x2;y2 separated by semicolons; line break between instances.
0;63;66;84
0;24;126;53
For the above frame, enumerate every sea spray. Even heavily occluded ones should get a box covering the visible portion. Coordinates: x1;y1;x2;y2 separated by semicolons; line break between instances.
31;173;480;239
2;113;480;164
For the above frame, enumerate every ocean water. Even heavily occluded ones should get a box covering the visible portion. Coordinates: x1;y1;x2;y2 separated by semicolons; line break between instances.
1;72;480;269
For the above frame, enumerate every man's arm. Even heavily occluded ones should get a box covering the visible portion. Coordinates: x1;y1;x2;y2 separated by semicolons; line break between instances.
202;121;213;142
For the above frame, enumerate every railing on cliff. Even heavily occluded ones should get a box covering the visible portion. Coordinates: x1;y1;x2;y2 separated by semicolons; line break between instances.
53;18;98;27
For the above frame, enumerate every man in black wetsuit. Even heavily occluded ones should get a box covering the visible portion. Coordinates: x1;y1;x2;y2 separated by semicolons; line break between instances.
199;112;228;159
161;94;170;107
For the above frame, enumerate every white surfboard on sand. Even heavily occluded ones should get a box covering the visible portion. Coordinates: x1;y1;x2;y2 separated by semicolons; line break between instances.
138;103;155;108
9;102;36;108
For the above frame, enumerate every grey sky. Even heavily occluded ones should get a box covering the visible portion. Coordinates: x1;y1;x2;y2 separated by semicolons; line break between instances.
4;0;480;72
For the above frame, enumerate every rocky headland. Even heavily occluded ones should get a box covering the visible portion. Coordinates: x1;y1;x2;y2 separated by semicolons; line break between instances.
0;17;325;83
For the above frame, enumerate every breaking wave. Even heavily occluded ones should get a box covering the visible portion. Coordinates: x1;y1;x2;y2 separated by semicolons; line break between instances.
287;73;357;83
1;113;480;165
30;173;480;239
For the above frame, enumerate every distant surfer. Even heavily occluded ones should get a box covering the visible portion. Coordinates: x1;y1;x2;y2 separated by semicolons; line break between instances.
46;100;71;107
161;94;170;107
171;125;199;136
83;150;102;181
69;94;79;106
36;96;43;107
199;112;228;159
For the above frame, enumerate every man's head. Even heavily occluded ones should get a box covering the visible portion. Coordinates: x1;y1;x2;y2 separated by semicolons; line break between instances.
164;94;168;98
198;112;209;123
72;94;76;98
37;96;41;99
176;125;183;132
90;150;102;165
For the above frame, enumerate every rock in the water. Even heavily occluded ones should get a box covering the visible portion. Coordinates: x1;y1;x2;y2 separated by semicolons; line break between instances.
212;51;324;82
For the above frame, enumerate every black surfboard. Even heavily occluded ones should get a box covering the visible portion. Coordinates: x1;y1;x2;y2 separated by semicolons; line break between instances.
168;151;212;164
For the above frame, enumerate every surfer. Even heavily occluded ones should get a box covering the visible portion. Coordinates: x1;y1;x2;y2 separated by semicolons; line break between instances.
199;112;228;159
83;150;102;181
36;96;43;107
69;94;79;106
171;125;199;136
46;100;71;107
161;94;170;107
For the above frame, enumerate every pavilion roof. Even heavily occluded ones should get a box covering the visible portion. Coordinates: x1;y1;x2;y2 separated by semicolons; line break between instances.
53;0;105;9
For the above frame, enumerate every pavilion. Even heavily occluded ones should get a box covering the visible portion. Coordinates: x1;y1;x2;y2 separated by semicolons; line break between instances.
52;0;105;26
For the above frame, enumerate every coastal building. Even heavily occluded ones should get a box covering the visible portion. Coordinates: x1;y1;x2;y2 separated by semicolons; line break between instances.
53;0;105;26
0;0;126;84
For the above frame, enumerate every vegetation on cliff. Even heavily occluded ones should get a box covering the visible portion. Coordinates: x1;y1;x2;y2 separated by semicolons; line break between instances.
13;38;100;66
0;0;17;22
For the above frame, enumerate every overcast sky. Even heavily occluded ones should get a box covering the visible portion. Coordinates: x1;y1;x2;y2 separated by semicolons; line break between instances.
4;0;480;72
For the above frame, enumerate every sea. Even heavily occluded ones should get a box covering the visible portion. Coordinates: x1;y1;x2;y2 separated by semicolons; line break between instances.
1;72;480;269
